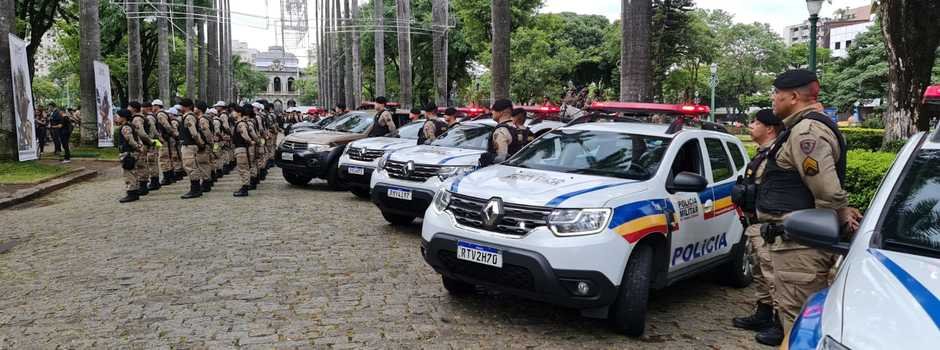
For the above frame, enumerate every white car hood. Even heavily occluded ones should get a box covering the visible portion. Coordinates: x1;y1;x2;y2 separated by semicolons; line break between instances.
349;137;417;151
449;165;644;208
840;248;940;349
387;145;485;166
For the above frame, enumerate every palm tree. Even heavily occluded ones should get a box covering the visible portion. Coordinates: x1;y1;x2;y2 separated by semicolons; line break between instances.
0;0;13;156
350;0;362;105
620;0;652;102
79;0;101;146
343;0;354;106
491;0;510;100
207;0;220;103
127;0;143;102
396;0;413;108
186;0;195;98
374;0;386;99
432;0;448;105
198;17;207;100
158;0;170;102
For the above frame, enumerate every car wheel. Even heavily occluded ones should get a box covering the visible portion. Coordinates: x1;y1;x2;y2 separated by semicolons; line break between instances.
381;211;414;226
326;160;347;190
442;275;475;295
719;234;754;288
350;187;371;199
609;244;653;337
283;171;313;186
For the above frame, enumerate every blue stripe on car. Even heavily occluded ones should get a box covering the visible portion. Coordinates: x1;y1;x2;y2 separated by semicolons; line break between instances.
869;248;940;329
439;153;478;165
545;182;634;206
787;288;829;350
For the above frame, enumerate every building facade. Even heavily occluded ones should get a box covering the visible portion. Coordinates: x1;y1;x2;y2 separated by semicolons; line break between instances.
783;5;873;51
252;46;301;111
830;21;874;58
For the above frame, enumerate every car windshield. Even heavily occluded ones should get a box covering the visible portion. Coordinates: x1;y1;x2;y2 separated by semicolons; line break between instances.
395;121;424;140
430;123;494;150
880;149;940;257
505;129;669;180
325;113;373;133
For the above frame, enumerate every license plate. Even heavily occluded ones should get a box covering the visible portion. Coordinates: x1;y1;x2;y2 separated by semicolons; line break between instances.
348;166;365;175
387;188;412;201
457;241;502;268
281;152;294;161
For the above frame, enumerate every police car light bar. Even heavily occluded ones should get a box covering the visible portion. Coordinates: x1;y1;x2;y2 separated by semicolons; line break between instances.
587;101;710;116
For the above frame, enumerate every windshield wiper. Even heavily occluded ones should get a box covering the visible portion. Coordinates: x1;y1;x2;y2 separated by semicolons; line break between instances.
883;238;940;259
565;168;641;180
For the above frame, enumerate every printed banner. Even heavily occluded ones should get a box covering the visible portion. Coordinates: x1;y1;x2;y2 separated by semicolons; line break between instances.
9;34;38;161
93;60;115;147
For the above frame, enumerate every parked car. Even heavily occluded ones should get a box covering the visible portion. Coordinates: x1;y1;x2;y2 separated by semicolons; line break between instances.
276;111;376;188
337;119;426;198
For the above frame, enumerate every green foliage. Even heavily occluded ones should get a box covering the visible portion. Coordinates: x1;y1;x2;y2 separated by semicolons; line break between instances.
233;55;268;101
295;65;319;105
0;161;68;184
845;150;897;210
819;23;888;112
842;128;886;151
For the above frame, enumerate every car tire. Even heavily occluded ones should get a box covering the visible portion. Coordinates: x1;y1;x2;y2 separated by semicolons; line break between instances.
350;187;371;199
381;211;414;226
326;159;346;190
609;244;653;337
283;171;313;186
719;234;754;288
442;275;475;295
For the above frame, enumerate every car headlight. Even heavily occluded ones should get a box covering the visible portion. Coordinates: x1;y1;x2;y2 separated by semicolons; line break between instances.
307;143;330;152
433;190;452;212
822;336;850;350
437;166;474;180
547;208;612;236
377;153;390;170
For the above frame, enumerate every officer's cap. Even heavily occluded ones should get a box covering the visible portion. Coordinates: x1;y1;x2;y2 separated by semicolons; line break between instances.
410;108;421;115
167;107;179;115
195;100;208;111
128;101;141;109
491;99;513;112
423;102;438;113
754;109;782;126
241;104;255;116
251;102;264;110
511;108;526;117
213;101;226;108
116;109;132;119
444;107;458;116
374;96;388;105
151;99;164;107
172;104;182;110
142;101;152;108
178;99;194;108
773;69;818;90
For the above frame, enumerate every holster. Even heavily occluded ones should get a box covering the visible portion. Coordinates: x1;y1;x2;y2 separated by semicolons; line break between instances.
121;154;137;170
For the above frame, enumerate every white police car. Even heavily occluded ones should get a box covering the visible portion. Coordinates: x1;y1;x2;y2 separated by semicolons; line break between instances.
371;119;496;225
421;112;753;336
337;119;425;198
782;129;940;350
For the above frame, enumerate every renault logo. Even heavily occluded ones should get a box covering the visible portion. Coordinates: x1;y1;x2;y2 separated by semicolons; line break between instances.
404;161;415;177
481;197;505;229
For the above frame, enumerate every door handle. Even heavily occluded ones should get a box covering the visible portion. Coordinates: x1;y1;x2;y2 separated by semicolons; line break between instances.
702;199;714;213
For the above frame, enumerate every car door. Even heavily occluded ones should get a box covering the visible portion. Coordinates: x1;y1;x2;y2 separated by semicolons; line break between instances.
698;138;740;260
665;136;713;272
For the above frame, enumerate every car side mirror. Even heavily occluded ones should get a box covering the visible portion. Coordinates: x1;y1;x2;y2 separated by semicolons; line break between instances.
783;209;850;255
667;172;708;194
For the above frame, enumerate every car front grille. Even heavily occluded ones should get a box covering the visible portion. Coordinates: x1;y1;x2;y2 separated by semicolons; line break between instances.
438;250;535;291
447;193;553;237
347;146;385;162
281;140;307;151
385;160;440;182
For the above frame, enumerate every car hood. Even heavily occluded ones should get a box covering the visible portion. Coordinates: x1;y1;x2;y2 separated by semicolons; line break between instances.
449;165;645;208
284;130;365;146
349;137;417;151
840;248;940;349
387;145;485;166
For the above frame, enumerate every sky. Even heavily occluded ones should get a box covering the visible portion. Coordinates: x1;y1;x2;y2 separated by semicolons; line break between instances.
229;0;874;68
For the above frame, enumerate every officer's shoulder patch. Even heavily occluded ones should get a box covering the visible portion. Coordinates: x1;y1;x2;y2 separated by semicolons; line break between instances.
800;139;816;155
802;157;819;176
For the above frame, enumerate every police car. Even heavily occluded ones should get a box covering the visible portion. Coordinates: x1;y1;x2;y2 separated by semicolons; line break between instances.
371;119;497;225
782;128;940;350
420;103;753;336
337;119;426;198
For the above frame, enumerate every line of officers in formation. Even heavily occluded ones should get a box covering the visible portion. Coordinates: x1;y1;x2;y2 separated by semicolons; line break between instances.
113;98;283;203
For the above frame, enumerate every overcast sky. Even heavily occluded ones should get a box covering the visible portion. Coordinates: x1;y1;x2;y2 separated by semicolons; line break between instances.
229;0;874;67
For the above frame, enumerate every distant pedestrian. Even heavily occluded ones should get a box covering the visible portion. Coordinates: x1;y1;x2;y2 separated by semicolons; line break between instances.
49;102;71;163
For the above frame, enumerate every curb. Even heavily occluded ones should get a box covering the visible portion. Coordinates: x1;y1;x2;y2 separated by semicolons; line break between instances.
0;168;99;210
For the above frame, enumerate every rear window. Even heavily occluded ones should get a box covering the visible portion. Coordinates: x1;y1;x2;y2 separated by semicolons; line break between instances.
705;138;734;182
726;141;747;170
880;149;940;257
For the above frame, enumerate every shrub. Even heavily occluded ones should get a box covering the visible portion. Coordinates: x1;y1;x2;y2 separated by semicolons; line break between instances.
845;150;897;210
841;128;885;151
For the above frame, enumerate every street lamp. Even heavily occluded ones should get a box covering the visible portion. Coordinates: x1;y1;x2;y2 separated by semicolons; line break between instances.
806;0;824;72
709;62;718;122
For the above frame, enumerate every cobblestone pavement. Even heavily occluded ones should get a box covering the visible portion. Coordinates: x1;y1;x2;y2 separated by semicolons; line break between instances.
0;166;765;349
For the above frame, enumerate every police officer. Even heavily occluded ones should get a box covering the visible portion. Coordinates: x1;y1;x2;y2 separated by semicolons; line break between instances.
153;100;179;185
232;104;256;197
417;103;447;145
483;99;520;165
195;101;216;192
142;101;162;191
245;105;262;190
731;109;784;338
368;96;398;137
510;108;535;145
252;102;269;182
168;106;186;181
408;108;422;123
443;107;460;128
756;70;862;345
128;101;155;195
115;109;143;203
178;99;206;199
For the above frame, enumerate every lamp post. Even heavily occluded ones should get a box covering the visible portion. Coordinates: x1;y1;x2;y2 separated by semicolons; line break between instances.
806;0;824;72
709;62;718;122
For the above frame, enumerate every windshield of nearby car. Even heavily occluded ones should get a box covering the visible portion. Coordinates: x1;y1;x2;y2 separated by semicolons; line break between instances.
430;123;494;150
325;112;373;133
396;121;424;140
880;149;940;257
505;129;670;180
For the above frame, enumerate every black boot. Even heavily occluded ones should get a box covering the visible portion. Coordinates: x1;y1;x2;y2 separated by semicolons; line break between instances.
181;180;202;199
248;177;258;190
754;314;784;346
201;179;213;192
138;181;150;196
176;170;186;180
233;186;250;197
148;176;161;191
160;171;173;185
733;303;775;331
259;169;267;181
119;190;140;203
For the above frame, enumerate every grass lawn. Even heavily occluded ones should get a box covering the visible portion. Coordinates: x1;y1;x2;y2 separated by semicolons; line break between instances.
41;146;119;161
0;161;69;184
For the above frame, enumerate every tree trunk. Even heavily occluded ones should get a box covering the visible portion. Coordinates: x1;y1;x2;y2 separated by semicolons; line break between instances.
158;0;170;102
343;0;354;106
225;0;233;101
198;19;207;100
315;0;323;106
79;0;101;146
880;0;940;145
396;0;413;108
620;0;652;102
207;0;219;103
127;0;143;102
0;0;14;159
333;0;343;106
432;0;448;106
490;0;510;101
324;0;333;107
374;0;386;98
186;0;195;99
350;0;362;106
218;0;226;102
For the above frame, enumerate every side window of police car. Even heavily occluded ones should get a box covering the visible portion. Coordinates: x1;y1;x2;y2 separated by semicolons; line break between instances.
704;138;734;183
725;141;747;172
668;139;705;187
